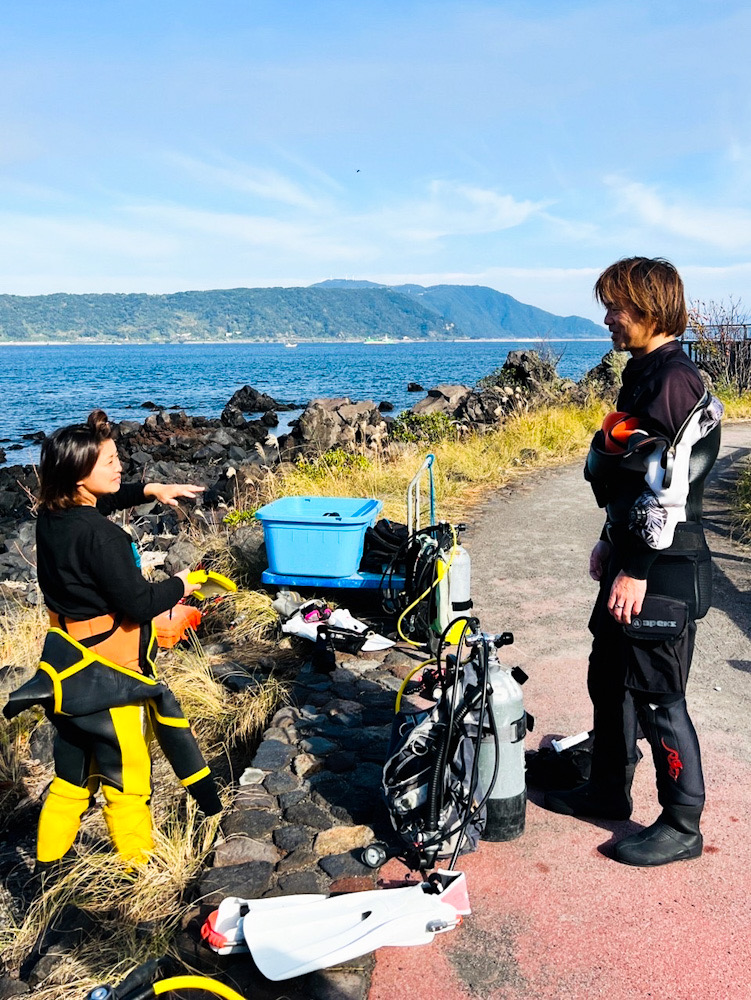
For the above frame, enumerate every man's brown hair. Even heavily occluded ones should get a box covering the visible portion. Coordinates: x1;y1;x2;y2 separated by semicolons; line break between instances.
594;257;688;338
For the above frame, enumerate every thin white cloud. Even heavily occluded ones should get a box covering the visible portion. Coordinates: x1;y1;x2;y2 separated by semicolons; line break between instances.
0;177;71;202
165;152;330;212
124;202;369;260
606;176;751;251
539;211;600;242
0;213;179;262
369;180;545;242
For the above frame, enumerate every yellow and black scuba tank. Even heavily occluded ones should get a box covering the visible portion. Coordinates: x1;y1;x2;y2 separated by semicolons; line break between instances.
397;523;472;647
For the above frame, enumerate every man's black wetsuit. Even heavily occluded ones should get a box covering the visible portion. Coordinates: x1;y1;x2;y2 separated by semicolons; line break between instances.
587;341;720;826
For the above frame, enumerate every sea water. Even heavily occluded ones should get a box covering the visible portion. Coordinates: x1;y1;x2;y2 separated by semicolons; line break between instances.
0;340;610;465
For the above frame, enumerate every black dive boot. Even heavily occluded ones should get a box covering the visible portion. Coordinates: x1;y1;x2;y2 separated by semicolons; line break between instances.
544;763;636;820
614;804;702;866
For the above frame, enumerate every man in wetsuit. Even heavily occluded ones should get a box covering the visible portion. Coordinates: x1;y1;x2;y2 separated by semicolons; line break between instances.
545;257;722;867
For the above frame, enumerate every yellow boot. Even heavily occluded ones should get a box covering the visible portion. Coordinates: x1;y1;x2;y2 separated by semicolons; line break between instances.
101;785;154;864
36;776;92;864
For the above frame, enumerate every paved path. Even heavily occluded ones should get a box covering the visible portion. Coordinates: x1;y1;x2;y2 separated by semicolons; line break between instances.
370;422;751;1000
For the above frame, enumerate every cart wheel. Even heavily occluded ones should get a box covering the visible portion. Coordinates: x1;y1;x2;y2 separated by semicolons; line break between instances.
361;842;389;868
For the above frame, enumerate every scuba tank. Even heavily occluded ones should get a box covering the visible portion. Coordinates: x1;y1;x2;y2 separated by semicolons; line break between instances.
473;634;527;841
396;523;472;648
432;529;472;645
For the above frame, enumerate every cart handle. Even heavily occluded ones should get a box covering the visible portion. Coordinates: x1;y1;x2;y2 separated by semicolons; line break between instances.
407;453;436;533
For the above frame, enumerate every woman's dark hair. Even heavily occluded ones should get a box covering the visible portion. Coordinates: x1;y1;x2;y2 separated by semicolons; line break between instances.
37;410;113;511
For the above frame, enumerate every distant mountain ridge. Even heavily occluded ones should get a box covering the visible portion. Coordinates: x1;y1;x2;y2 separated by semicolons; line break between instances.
314;280;603;338
0;281;603;343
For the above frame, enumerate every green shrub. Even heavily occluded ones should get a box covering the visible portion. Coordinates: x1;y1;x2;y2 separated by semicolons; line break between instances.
294;448;371;479
390;411;458;443
222;508;257;527
476;367;516;391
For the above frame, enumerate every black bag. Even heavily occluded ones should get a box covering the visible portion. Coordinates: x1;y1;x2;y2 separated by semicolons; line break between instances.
623;594;692;696
646;522;712;619
360;518;409;573
525;735;594;791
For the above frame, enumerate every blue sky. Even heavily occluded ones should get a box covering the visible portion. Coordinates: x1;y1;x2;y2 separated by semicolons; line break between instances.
1;0;750;320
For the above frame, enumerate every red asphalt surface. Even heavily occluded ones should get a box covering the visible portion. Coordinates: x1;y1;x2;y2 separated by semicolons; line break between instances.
369;426;751;1000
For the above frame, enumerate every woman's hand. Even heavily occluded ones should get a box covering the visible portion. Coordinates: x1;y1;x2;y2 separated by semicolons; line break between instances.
589;540;612;581
176;569;203;597
608;571;647;625
144;483;204;507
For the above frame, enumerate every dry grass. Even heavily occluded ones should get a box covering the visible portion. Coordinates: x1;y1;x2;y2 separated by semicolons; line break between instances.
716;386;751;421
1;796;222;993
0;715;44;828
160;639;288;753
252;399;608;523
732;458;751;543
0;593;48;675
214;589;279;644
0;598;49;827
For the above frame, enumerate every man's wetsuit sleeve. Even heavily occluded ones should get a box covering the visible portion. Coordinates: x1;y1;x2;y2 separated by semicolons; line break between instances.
619;535;659;580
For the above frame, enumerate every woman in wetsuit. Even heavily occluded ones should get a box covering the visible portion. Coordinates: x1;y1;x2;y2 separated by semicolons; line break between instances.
19;409;221;871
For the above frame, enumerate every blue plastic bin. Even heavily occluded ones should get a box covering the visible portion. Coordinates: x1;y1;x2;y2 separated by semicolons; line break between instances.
255;496;383;577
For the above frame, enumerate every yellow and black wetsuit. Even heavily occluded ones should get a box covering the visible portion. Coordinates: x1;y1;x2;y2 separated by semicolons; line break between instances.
4;483;221;865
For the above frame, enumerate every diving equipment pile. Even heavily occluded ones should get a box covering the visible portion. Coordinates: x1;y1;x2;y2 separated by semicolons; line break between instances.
273;592;394;652
383;622;529;869
201;869;470;981
368;452;472;648
385;521;472;647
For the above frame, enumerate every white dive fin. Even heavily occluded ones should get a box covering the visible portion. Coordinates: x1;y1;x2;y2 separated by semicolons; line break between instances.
242;870;470;981
201;892;328;955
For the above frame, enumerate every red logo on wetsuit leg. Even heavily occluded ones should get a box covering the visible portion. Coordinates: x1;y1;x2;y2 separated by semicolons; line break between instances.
661;738;683;781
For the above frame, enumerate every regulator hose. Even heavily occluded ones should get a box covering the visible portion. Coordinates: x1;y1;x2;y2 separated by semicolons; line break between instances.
448;637;493;871
422;616;475;865
153;977;246;999
395;524;457;646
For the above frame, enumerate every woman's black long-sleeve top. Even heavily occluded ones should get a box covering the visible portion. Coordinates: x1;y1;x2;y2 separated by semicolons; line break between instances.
36;482;183;623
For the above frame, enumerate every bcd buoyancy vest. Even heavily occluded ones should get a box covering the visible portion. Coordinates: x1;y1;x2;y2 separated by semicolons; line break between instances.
585;391;723;550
